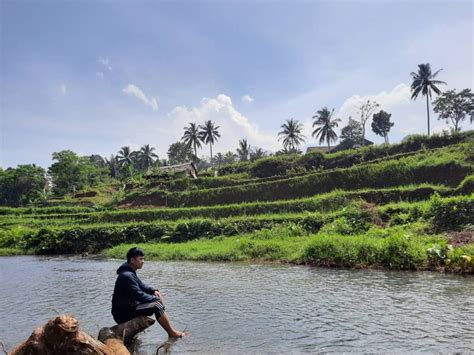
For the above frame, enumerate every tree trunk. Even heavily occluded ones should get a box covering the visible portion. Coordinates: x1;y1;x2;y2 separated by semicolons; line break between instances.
210;144;213;165
10;315;155;355
426;94;430;136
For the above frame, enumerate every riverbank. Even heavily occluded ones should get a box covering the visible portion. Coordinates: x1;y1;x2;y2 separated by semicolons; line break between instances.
104;225;474;273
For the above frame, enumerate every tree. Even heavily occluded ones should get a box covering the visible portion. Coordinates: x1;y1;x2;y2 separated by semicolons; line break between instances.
89;155;106;168
198;120;221;164
275;147;302;155
371;110;394;143
249;147;267;162
48;150;107;195
410;63;447;136
223;151;237;164
236;139;251;161
181;123;202;163
117;146;137;168
278;118;305;151
358;100;379;141
433;89;474;132
167;142;193;165
0;164;47;206
214;152;225;170
105;155;120;178
137;144;158;172
311;107;341;148
340;117;363;144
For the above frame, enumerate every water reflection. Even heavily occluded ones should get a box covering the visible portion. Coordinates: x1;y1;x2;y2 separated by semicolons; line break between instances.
0;256;473;353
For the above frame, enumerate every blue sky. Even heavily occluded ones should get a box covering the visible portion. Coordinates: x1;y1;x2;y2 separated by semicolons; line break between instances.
1;0;472;169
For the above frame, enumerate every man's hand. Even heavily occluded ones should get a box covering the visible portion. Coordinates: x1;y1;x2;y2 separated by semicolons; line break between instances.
154;290;165;303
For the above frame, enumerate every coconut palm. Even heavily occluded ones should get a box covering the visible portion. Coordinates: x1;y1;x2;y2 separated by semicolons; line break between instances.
105;154;119;178
249;147;267;161
137;144;158;172
224;151;237;164
198;120;221;164
312;107;341;148
181;122;202;163
117;146;136;167
236;138;250;161
278;118;305;150
214;152;225;170
410;63;447;136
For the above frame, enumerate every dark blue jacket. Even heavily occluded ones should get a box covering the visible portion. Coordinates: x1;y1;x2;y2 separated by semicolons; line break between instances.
112;262;157;308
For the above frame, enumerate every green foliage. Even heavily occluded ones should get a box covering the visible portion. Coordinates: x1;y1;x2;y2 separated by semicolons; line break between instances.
455;175;474;195
371;110;394;143
426;194;474;231
219;130;473;177
167;142;194;165
48;150;108;196
433;88;474;131
158;149;471;207
250;157;291;178
0;164;47;207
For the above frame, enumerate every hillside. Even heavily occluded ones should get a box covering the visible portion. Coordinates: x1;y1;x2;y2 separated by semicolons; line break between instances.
0;133;473;273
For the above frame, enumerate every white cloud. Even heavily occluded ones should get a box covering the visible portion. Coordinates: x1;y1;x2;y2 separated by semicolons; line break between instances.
338;83;411;119
96;71;104;79
167;94;279;154
122;84;159;111
336;83;469;144
98;57;112;71
242;95;254;103
60;83;66;95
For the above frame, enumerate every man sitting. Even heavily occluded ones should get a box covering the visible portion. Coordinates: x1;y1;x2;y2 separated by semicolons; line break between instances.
111;247;188;338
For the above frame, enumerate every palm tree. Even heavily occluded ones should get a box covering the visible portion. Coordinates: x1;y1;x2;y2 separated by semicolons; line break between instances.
181;122;202;163
138;144;158;172
117;146;136;167
410;63;447;136
198;120;221;164
105;154;119;178
224;151;237;164
236;138;250;161
249;147;266;161
214;152;225;170
278;118;305;151
312;107;341;148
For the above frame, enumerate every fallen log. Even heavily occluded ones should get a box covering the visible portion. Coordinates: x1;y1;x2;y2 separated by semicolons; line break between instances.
10;315;155;355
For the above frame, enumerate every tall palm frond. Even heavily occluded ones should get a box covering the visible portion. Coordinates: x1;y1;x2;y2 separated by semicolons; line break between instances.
278;118;305;150
410;63;447;136
198;120;221;164
312;107;341;148
181;122;202;163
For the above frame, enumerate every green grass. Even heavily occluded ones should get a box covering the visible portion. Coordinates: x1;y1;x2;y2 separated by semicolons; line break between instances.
105;225;474;272
0;184;449;228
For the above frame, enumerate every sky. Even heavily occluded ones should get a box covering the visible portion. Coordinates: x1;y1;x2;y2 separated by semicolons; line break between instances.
1;0;473;169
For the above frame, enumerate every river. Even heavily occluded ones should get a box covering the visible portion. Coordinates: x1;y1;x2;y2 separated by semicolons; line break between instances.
0;256;473;353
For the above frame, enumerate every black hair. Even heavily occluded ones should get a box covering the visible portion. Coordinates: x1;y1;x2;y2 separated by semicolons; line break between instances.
126;247;145;263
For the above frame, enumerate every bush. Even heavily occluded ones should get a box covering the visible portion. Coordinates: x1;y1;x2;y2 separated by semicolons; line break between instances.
163;156;471;207
250;157;292;178
426;194;474;231
456;175;474;195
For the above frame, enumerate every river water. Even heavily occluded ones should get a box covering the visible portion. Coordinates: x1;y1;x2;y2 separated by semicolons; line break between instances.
0;256;473;354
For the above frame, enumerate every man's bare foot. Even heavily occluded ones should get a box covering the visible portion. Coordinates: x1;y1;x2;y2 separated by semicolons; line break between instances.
168;330;189;338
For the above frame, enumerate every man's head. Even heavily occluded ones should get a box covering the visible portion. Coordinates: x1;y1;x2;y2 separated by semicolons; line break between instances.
126;247;145;270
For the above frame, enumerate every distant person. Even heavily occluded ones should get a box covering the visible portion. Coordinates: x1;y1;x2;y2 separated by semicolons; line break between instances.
111;247;188;338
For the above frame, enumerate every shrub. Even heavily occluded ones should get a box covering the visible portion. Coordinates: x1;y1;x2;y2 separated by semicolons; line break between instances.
250;157;292;178
456;175;474;195
426;194;474;231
